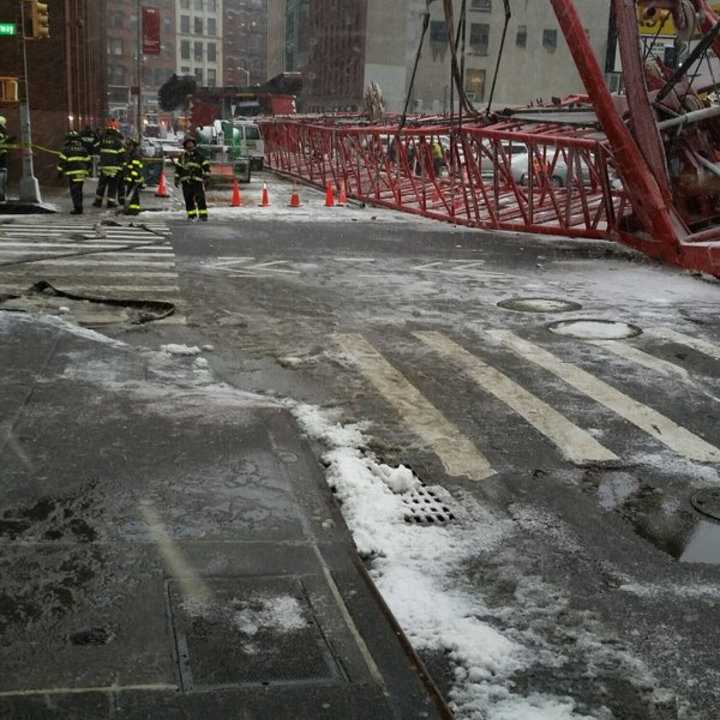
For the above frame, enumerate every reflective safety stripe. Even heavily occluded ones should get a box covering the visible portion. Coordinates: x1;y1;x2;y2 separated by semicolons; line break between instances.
187;209;199;217
65;169;88;176
102;148;124;154
66;155;90;162
198;209;208;216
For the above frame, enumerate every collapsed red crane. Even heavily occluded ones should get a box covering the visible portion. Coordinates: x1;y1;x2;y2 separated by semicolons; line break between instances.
260;0;720;278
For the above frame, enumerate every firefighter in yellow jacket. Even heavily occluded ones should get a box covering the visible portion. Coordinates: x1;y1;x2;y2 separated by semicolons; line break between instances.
57;131;92;215
175;136;210;221
123;139;145;215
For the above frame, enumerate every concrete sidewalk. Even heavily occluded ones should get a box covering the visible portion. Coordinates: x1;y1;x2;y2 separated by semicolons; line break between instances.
0;311;448;719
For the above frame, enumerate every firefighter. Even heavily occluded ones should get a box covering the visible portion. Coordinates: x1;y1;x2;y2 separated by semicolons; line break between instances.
93;122;126;208
123;139;145;215
79;126;98;176
0;116;12;202
175;136;210;222
57;130;92;215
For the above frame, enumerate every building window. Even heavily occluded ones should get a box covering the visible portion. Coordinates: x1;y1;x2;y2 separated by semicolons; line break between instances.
465;68;486;101
516;25;527;48
207;0;216;11
194;67;204;84
194;17;203;35
110;13;124;29
469;23;489;55
181;66;191;74
194;0;203;9
109;65;127;85
207;42;216;62
471;0;491;10
207;68;216;87
194;41;203;60
207;17;216;35
180;0;189;8
430;20;448;43
109;38;124;55
543;29;558;51
163;16;172;32
181;40;190;59
154;68;168;86
180;15;190;33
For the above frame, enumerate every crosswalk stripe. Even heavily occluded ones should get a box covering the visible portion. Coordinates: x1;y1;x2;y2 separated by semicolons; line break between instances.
0;260;176;267
335;333;496;481
0;242;171;251
0;250;173;258
0;271;178;279
588;340;690;381
0;284;180;294
415;331;617;463
648;328;720;362
491;331;720;462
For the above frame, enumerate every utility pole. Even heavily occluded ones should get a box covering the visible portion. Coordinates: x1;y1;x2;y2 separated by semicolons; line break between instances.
137;0;143;142
18;0;40;204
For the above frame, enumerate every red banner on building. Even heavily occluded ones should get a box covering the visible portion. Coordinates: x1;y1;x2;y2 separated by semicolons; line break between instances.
142;8;161;55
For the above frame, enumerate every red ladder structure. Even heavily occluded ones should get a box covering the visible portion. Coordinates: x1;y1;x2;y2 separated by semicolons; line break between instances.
260;0;720;278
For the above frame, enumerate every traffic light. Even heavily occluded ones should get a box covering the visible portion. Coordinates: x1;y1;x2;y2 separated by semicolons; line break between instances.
30;1;49;40
0;77;19;103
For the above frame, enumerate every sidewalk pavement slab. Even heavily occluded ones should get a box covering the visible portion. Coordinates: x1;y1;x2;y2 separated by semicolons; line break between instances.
0;311;448;719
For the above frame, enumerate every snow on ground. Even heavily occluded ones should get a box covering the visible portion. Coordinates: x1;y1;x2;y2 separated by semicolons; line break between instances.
289;402;662;720
231;594;307;636
548;320;639;340
161;343;202;356
0;310;127;349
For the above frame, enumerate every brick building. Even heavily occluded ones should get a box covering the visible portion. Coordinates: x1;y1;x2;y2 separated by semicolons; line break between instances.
223;0;267;87
106;0;177;131
0;0;107;184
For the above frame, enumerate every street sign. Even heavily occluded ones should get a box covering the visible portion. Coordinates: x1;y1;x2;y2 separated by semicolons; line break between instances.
0;22;16;35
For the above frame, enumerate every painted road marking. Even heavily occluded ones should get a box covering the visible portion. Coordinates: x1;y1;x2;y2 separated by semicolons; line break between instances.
649;328;720;362
0;270;178;279
415;331;617;463
0;284;180;294
0;259;176;267
588;340;690;381
491;331;720;462
0;242;171;251
335;333;495;481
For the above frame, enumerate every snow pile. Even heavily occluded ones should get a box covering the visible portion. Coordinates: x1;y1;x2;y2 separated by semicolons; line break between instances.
290;402;605;719
161;343;202;356
232;594;307;636
0;311;127;348
291;402;671;719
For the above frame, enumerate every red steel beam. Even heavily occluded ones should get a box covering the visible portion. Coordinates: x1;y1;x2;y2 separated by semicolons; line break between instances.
549;0;688;263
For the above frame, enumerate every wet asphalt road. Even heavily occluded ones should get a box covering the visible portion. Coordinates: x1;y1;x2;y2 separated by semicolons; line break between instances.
161;210;720;718
2;186;720;717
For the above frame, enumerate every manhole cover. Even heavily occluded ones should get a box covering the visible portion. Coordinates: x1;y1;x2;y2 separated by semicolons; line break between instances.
547;319;642;340
403;486;456;525
691;488;720;521
498;297;582;313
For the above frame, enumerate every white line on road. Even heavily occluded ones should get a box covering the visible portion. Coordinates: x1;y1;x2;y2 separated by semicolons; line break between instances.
0;284;180;294
0;242;171;251
0;271;178;279
0;250;173;258
335;333;496;481
491;331;720;462
648;328;720;362
415;331;617;463
0;260;176;267
588;340;690;381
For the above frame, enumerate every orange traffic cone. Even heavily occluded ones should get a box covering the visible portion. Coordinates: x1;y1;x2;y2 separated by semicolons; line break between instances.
155;169;170;198
338;180;347;206
260;182;270;207
289;188;301;207
325;182;335;207
231;177;242;207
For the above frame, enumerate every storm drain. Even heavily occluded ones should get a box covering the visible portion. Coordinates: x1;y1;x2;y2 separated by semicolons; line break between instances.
691;488;720;522
547;319;642;340
403;486;456;525
498;297;582;313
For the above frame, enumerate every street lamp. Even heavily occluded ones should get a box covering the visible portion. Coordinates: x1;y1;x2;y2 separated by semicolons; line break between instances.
236;67;250;86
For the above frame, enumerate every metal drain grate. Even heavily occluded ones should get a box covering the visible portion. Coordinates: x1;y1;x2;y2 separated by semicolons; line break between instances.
403;486;456;525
